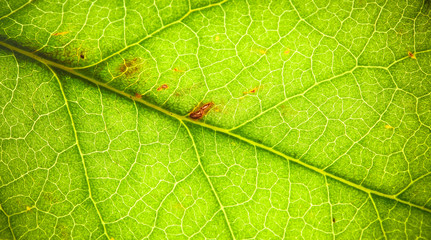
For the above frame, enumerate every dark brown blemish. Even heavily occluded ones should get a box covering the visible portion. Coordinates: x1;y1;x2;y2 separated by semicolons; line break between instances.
408;51;416;59
332;218;336;223
135;93;142;99
189;102;214;120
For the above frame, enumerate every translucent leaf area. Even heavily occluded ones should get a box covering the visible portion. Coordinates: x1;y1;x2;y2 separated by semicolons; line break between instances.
0;0;430;239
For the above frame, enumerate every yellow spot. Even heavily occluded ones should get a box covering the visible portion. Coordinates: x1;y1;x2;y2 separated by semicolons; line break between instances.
259;49;267;55
284;48;291;55
385;125;394;129
110;238;115;240
26;206;31;211
52;31;69;36
215;35;220;41
408;51;416;59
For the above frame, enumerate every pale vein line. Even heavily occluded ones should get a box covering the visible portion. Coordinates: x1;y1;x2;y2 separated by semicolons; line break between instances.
369;193;388;240
0;204;16;240
0;0;33;21
181;120;236;240
325;176;335;240
47;65;110;239
71;0;228;70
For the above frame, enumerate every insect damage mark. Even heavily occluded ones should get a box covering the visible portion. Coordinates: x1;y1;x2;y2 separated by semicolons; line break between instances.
52;31;70;36
189;102;214;120
173;67;185;73
119;57;144;78
157;84;169;91
243;86;261;95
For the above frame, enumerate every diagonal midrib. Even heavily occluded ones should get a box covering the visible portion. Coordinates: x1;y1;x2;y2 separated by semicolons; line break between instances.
1;40;430;215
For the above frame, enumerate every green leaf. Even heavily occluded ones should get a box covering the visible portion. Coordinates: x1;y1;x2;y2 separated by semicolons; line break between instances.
0;0;430;239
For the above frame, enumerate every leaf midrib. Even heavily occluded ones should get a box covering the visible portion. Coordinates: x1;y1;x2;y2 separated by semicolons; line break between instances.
1;40;430;215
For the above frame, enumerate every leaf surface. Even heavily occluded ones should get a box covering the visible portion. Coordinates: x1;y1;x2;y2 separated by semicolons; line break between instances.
0;0;430;239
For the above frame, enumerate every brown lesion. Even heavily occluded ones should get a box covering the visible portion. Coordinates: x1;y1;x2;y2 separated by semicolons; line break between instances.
408;51;416;59
118;57;144;79
189;102;214;120
243;86;262;95
157;84;169;91
52;31;70;36
173;67;185;73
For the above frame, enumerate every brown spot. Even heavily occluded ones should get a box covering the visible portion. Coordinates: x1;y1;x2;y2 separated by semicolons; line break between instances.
157;84;169;91
284;48;291;55
408;51;416;59
189;102;214;120
332;218;336;223
134;93;142;99
243;87;260;95
52;31;70;36
173;68;184;73
189;111;203;119
119;58;143;78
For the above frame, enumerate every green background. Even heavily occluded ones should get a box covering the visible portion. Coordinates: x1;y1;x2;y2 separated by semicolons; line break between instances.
0;0;430;239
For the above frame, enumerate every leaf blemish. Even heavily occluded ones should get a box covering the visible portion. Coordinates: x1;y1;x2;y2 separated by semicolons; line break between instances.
408;51;416;59
52;31;70;36
385;124;394;129
173;67;184;73
119;58;143;78
332;218;336;223
78;50;86;61
284;48;291;55
134;93;142;99
157;84;169;91
189;102;214;120
243;86;261;95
